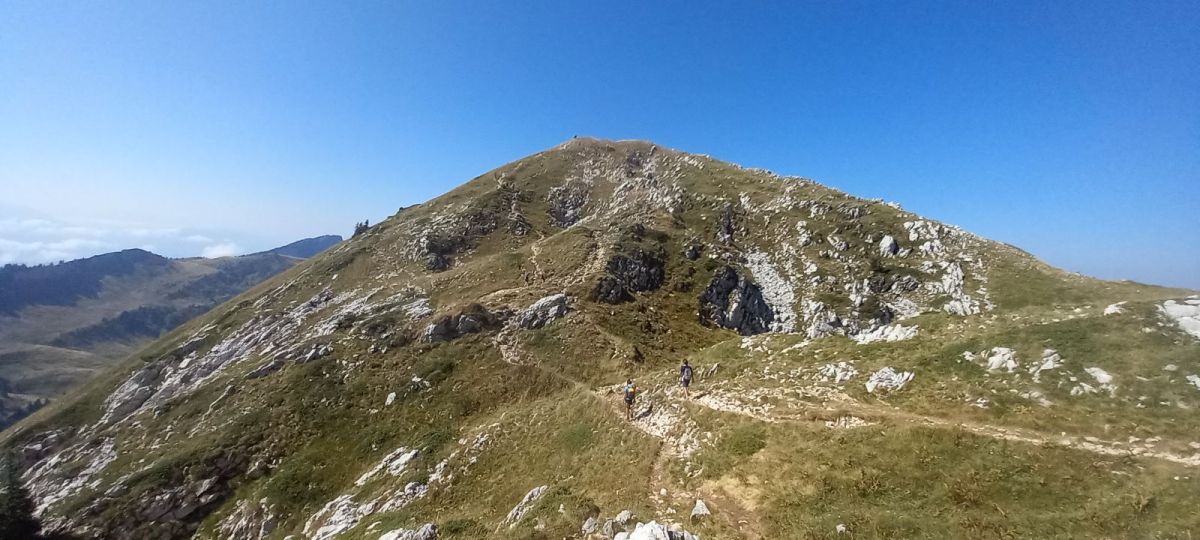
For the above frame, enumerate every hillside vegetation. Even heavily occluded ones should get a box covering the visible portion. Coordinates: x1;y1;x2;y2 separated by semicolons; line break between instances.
0;237;342;430
4;139;1198;539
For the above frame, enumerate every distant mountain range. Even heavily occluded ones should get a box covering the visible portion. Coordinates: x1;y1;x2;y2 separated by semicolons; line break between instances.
0;235;341;429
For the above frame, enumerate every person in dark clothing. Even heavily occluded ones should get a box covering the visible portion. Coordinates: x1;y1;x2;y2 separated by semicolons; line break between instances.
623;378;638;420
680;360;694;399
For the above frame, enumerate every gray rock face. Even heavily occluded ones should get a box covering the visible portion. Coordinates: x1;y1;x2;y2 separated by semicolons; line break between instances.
517;294;569;329
422;305;498;343
718;203;736;243
420;210;500;272
698;266;775;335
548;180;590;227
592;250;666;304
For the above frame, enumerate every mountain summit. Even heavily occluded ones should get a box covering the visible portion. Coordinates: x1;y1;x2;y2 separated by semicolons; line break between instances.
5;139;1199;539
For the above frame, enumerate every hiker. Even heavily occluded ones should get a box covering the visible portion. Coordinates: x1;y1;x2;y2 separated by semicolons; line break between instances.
680;360;694;399
623;378;638;421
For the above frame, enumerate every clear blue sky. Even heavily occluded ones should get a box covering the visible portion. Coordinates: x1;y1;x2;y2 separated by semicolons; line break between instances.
1;1;1197;287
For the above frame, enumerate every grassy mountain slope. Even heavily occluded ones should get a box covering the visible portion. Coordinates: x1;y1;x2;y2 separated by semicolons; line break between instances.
0;237;342;430
4;139;1198;539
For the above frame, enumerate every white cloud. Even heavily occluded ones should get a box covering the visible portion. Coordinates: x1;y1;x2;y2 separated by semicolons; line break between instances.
0;214;241;265
0;237;110;265
201;242;241;258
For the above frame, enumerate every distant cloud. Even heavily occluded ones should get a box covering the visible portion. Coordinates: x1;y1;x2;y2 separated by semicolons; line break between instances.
0;237;109;265
201;242;240;258
0;215;238;265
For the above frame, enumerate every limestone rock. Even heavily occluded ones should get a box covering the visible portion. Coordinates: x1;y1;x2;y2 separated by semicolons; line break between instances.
518;293;570;329
717;202;736;244
690;499;711;521
851;324;917;344
617;520;699;540
378;523;437;540
698;266;775;336
422;305;498;343
983;347;1019;373
592;250;666;304
504;485;548;527
548;180;590;227
865;367;914;393
816;362;858;383
1160;298;1200;339
879;235;899;257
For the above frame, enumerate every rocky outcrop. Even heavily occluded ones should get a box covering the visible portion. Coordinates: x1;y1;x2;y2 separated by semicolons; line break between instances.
592;250;666;304
717;202;736;244
1160;297;1200;339
379;523;438;540
422;304;500;343
419;209;501;271
865;367;914;393
816;362;858;383
216;497;277;540
851;324;917;344
548;180;590;227
615;520;699;540
503;485;548;527
517;294;570;329
698;266;774;336
1103;302;1127;315
879;235;899;257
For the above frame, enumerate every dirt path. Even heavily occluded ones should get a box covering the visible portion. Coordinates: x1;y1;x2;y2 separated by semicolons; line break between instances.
679;388;1200;468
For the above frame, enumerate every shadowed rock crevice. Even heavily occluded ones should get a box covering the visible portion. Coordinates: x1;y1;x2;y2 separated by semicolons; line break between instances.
698;266;774;335
421;304;502;343
591;249;667;304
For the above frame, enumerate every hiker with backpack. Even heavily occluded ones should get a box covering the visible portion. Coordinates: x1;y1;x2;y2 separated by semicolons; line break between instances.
623;378;638;421
680;360;694;399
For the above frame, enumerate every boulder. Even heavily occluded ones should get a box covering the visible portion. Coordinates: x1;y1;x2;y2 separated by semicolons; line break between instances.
422;305;498;343
879;235;899;257
581;516;598;534
690;499;711;521
518;294;570;329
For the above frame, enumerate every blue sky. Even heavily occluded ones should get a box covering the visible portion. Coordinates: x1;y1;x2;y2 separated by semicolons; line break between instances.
1;1;1197;287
